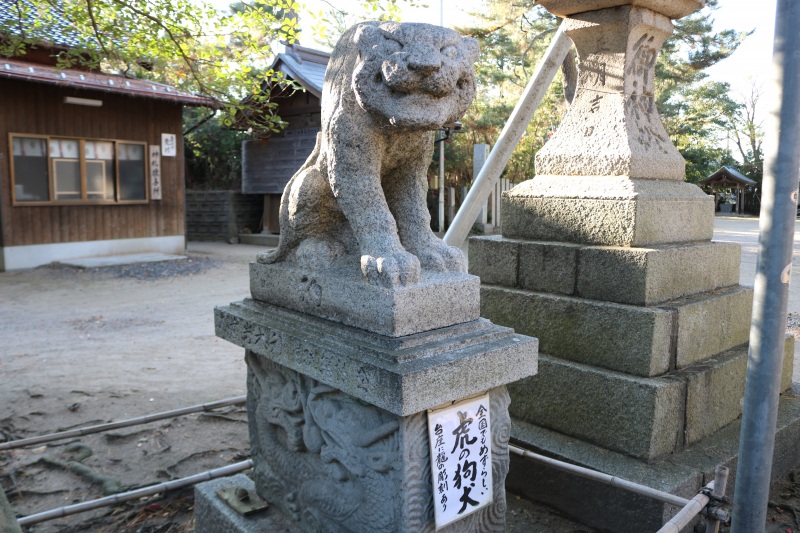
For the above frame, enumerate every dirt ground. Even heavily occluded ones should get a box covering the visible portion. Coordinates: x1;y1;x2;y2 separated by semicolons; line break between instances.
2;227;800;533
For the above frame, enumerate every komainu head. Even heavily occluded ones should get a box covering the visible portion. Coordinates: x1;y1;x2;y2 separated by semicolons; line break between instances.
347;21;480;130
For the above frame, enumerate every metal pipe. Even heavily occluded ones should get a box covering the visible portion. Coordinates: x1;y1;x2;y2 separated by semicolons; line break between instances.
16;459;254;526
731;0;800;531
439;130;446;232
509;444;690;508
0;396;247;450
443;24;571;247
656;482;714;533
705;466;730;533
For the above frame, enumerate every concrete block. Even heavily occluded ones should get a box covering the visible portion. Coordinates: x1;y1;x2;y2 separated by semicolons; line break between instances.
250;261;480;337
215;299;538;416
501;176;714;247
194;474;289;533
518;240;578;295
670;286;753;368
508;356;685;460
468;235;519;287
577;241;741;305
481;286;672;376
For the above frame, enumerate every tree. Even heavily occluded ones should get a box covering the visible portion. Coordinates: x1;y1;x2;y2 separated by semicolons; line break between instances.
1;0;308;135
724;81;764;182
655;0;750;182
447;1;568;186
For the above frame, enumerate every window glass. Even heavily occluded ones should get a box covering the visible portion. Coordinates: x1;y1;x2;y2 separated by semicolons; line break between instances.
118;143;147;201
12;137;49;202
52;139;81;200
85;141;116;200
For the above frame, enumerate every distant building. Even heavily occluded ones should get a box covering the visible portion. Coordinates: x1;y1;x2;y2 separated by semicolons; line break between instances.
239;44;329;234
0;10;213;270
699;166;759;215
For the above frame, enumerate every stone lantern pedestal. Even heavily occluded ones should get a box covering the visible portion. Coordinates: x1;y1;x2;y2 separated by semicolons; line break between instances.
470;1;800;531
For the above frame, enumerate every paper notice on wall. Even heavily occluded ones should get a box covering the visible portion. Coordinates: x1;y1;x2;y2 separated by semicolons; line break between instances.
428;393;492;529
161;133;177;157
149;145;162;200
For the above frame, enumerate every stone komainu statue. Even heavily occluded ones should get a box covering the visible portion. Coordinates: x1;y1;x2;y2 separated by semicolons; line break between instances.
258;21;480;288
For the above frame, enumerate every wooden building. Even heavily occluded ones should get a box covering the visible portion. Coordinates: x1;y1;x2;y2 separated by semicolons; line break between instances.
0;55;212;270
698;166;759;215
240;44;329;234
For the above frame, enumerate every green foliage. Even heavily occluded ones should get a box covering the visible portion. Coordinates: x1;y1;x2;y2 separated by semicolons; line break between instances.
183;108;251;190
447;1;566;185
656;0;751;182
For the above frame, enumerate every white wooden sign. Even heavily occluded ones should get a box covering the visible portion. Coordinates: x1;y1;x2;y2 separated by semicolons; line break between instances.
428;393;492;529
149;145;162;200
161;133;177;157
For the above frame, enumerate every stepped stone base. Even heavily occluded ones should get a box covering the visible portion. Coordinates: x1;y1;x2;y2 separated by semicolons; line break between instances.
480;285;753;377
469;236;741;306
507;392;800;533
501;177;714;247
215;299;536;416
509;338;794;460
250;262;479;337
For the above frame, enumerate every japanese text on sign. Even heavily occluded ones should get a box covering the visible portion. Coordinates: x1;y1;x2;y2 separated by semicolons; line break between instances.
161;133;176;157
427;393;492;529
149;145;161;200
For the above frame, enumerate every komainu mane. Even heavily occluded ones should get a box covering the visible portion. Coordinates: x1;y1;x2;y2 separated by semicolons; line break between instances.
258;21;480;288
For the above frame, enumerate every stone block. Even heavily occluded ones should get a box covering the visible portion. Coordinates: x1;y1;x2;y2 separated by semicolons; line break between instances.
670;286;753;368
245;355;511;532
194;474;289;533
782;333;795;393
250;262;480;337
501;176;714;247
576;241;741;305
215;299;538;417
507;394;800;533
480;286;672;376
518;240;578;295
683;335;795;445
468;235;519;287
682;344;748;445
508;356;685;460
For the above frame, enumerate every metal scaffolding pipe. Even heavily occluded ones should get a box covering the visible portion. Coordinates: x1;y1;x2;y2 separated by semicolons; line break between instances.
509;444;690;508
443;24;571;248
656;482;714;533
16;459;254;526
731;1;800;531
0;396;247;451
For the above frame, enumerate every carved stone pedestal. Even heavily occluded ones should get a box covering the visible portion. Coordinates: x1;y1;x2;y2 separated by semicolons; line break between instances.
199;297;536;533
470;1;800;531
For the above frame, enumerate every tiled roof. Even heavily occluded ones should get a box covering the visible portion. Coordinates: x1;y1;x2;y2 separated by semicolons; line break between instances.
0;56;214;106
272;44;330;98
0;0;88;50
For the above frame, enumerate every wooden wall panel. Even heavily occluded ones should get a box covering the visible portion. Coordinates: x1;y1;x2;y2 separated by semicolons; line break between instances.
0;79;189;247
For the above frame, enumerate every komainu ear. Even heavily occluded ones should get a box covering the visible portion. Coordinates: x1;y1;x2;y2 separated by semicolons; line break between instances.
460;37;481;64
354;23;383;60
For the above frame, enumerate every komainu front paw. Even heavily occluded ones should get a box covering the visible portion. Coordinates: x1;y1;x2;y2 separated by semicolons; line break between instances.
360;251;421;287
415;241;466;273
